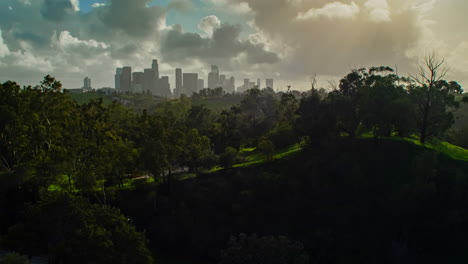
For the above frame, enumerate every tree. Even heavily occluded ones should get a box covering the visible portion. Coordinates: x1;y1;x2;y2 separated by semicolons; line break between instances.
409;54;461;143
0;252;30;264
359;67;414;139
5;194;153;264
220;234;309;264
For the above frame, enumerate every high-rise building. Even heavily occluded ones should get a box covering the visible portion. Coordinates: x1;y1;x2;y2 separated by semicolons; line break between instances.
241;78;250;92
143;68;155;93
257;78;261;88
132;72;144;93
83;77;92;90
198;79;204;91
152;59;159;80
220;75;226;87
115;68;123;90
225;76;235;93
158;76;171;97
119;66;132;92
208;65;220;89
175;68;183;97
183;73;198;95
266;78;274;89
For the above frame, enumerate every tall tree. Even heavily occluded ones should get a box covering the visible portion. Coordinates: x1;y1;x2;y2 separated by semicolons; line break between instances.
409;54;460;143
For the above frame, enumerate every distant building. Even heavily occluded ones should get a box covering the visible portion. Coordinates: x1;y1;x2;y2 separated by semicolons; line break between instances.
115;68;123;90
158;76;172;97
257;78;261;88
208;65;220;89
152;59;160;80
119;66;132;92
132;72;144;93
183;73;198;95
266;78;274;89
83;77;92;90
198;79;204;91
226;76;235;93
175;68;183;97
143;68;155;94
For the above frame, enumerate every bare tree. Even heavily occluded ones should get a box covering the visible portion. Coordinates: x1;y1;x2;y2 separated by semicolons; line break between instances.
409;53;456;144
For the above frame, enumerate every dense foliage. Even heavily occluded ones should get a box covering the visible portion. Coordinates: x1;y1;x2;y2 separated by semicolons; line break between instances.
0;59;467;263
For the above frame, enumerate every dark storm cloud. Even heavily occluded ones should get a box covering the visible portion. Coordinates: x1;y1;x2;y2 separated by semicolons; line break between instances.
161;23;279;65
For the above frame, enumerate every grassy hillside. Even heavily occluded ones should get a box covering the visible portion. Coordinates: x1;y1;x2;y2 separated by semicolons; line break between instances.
111;138;468;264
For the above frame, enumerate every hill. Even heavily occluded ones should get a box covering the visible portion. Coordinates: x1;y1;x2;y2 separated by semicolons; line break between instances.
112;138;468;264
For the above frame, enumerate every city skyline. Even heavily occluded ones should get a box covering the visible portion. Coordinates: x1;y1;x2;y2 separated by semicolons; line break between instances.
114;59;275;96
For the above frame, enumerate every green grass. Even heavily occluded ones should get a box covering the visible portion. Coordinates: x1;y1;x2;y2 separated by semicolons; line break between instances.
395;136;468;161
361;134;468;161
233;143;302;168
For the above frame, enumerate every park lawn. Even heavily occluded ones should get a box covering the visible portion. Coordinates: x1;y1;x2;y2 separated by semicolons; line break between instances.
233;143;302;168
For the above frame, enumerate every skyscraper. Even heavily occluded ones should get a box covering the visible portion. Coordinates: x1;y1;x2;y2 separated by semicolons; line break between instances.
115;68;123;90
257;78;261;88
208;65;220;89
266;79;274;89
183;73;198;95
83;77;91;90
132;72;144;93
120;66;132;92
198;79;204;91
152;59;159;80
175;68;182;97
143;68;155;93
158;76;171;97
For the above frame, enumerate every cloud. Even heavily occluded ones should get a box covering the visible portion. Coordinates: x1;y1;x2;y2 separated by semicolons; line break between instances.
92;3;105;8
297;1;360;20
41;0;78;22
198;15;221;37
161;23;279;67
364;0;391;22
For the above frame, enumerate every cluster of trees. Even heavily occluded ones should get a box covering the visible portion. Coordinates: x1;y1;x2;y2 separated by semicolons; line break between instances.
1;55;467;263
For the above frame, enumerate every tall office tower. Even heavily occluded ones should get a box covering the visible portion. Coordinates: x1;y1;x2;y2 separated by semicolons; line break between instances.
158;76;172;97
242;78;250;92
198;79;204;91
219;75;226;88
115;68;123;90
120;66;132;92
152;59;160;80
143;68;155;93
257;78;261;88
266;78;274;89
183;73;198;95
227;76;235;93
175;68;183;97
132;72;144;93
208;65;220;89
83;77;92;90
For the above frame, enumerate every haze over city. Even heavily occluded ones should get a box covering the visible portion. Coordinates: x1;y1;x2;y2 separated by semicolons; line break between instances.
0;0;467;90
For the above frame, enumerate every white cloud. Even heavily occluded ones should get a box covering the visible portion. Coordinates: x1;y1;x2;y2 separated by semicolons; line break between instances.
364;0;391;22
297;1;360;20
70;0;80;11
203;0;253;15
198;15;221;37
92;3;106;8
0;30;10;58
58;31;109;49
8;6;13;10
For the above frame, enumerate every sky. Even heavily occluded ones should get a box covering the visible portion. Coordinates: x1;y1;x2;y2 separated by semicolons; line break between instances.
0;0;467;90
